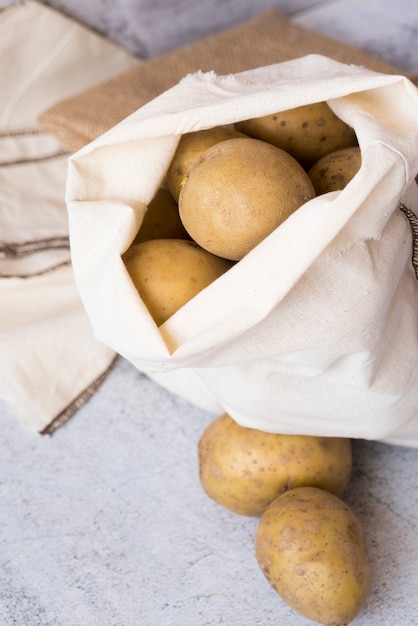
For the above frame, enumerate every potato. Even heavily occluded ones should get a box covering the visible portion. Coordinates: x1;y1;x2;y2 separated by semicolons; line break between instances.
123;239;232;325
235;101;357;169
179;137;315;261
307;146;362;195
255;487;371;625
198;413;352;517
166;125;246;201
132;188;190;244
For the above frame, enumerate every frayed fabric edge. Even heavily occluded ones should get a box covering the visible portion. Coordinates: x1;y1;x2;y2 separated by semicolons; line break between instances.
40;355;119;435
180;69;238;84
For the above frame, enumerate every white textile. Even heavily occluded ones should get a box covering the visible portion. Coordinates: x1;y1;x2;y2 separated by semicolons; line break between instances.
67;56;418;445
0;0;139;432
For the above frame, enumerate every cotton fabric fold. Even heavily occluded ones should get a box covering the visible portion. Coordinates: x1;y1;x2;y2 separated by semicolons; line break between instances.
66;56;418;446
0;0;139;432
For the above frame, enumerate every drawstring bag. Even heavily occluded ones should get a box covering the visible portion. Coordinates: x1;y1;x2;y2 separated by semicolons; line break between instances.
66;55;418;447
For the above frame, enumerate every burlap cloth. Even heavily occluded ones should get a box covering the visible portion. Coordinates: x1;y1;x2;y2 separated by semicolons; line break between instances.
38;9;418;153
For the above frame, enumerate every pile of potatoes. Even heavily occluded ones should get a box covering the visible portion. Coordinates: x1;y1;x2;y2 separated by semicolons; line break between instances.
123;101;361;326
123;103;368;624
198;413;371;626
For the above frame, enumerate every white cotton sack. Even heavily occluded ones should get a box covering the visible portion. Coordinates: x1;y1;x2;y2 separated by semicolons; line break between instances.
66;55;418;447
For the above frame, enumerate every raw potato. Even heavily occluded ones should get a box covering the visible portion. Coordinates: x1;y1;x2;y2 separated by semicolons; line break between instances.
166;125;246;201
308;146;362;195
255;487;371;626
132;188;189;244
235;101;357;169
198;413;352;516
123;239;232;325
179;137;315;261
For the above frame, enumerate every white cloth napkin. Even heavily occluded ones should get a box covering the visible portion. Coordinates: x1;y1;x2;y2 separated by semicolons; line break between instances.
0;0;139;433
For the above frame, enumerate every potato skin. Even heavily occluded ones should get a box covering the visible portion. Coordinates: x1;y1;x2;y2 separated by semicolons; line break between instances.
132;188;190;244
255;487;371;626
123;239;232;326
166;126;246;201
235;102;357;170
308;147;361;195
198;413;352;517
179;137;315;261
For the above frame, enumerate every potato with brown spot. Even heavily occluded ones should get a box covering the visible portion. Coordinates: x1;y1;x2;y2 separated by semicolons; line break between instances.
179;137;315;261
255;486;371;625
123;239;232;326
166;125;246;201
132;188;190;245
235;101;357;169
198;413;352;516
307;146;362;195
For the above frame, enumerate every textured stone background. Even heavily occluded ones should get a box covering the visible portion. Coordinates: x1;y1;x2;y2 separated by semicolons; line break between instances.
4;0;417;69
